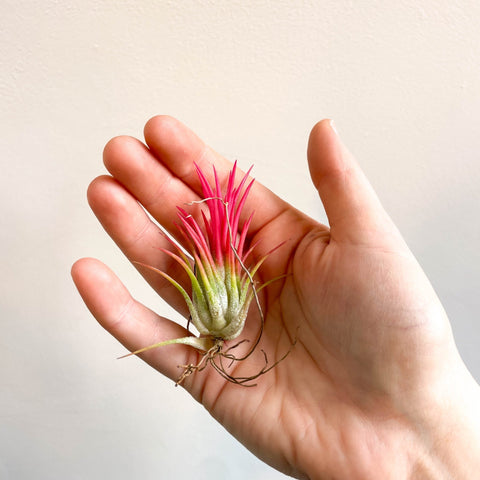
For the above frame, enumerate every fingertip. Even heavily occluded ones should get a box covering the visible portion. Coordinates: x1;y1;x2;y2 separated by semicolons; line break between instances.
103;135;126;164
143;115;184;149
307;119;344;193
86;175;112;205
71;257;104;311
103;135;148;178
71;257;133;325
308;118;335;141
87;175;118;225
71;257;84;282
71;256;93;280
307;118;338;154
143;115;205;175
71;257;112;293
86;176;132;229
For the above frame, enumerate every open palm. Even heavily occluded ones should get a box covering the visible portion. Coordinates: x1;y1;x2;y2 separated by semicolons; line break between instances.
72;116;474;479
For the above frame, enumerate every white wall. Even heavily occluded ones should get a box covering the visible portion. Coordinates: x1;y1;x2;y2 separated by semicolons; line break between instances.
1;1;479;478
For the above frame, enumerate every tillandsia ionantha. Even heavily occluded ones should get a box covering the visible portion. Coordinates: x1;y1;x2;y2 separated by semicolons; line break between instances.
121;161;291;386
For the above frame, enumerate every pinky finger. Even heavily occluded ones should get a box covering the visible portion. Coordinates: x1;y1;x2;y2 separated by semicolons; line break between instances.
71;257;197;383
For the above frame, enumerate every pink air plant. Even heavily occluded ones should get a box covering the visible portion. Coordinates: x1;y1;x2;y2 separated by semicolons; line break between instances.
123;162;289;385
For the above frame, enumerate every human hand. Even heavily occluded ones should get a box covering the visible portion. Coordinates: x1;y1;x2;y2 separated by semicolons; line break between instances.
72;116;480;479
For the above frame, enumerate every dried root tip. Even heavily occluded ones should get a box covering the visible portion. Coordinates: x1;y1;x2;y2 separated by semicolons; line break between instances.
175;338;224;386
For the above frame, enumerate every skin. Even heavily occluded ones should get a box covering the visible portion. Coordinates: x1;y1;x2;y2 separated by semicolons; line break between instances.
72;116;480;479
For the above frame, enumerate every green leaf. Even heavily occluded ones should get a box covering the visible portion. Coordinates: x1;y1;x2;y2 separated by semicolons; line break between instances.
118;335;215;358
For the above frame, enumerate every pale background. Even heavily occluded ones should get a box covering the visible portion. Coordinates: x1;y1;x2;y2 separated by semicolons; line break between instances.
1;1;479;479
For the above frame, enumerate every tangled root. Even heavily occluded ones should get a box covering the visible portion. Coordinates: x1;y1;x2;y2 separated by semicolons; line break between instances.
175;335;295;387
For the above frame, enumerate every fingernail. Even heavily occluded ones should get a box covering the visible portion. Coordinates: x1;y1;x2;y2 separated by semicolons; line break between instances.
329;119;339;135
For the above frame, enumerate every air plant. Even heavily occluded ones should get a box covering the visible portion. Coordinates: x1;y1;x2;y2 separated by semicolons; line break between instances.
122;161;289;386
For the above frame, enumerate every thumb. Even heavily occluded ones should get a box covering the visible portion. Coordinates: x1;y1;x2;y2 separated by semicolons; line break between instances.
307;119;392;243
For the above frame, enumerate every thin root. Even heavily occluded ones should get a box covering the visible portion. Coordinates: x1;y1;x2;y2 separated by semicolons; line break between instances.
175;335;296;387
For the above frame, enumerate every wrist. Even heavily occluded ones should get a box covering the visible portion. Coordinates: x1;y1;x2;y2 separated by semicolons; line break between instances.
408;364;480;479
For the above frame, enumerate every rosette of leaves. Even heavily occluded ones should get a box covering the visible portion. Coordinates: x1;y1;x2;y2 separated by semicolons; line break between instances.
122;162;288;385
